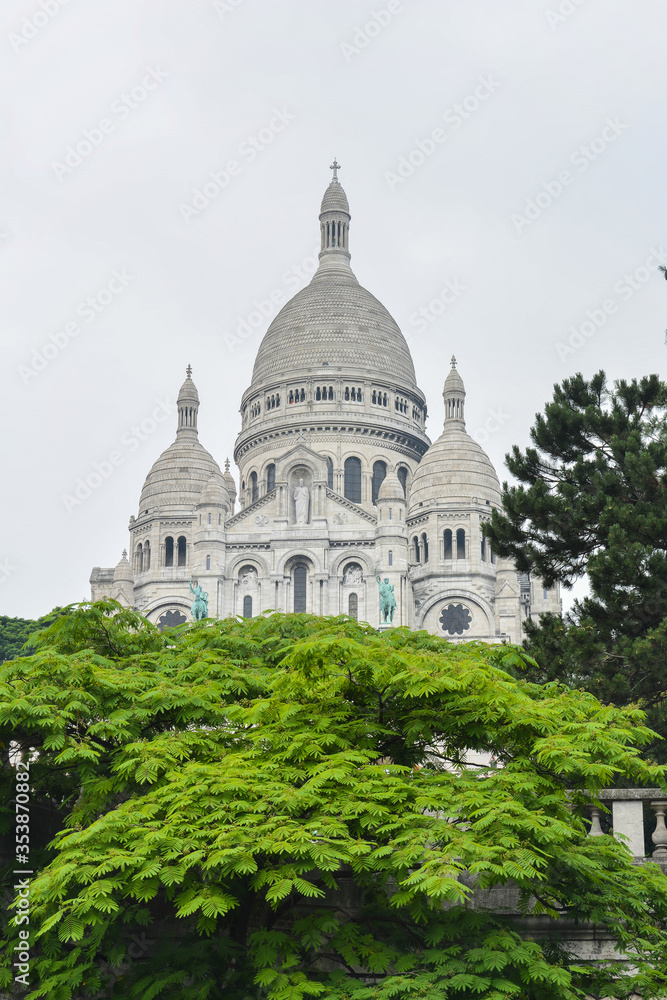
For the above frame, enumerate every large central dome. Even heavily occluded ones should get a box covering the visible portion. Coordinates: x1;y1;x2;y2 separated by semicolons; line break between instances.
251;268;418;387
248;174;417;391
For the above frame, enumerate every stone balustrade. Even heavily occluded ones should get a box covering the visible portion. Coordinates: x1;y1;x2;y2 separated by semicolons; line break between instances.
589;788;667;860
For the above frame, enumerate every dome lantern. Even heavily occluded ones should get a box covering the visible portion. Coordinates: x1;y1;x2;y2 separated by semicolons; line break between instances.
443;355;466;428
319;158;351;263
177;364;200;437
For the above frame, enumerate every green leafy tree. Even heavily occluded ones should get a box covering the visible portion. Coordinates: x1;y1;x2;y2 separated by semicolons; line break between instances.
2;602;667;999
485;371;667;752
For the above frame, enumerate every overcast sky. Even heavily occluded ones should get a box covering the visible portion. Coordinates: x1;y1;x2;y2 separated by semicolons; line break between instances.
2;0;665;619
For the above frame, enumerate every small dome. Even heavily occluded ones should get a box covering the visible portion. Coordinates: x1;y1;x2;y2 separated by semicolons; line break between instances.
408;428;501;512
139;439;222;511
178;366;199;405
197;473;229;508
113;549;133;583
444;357;465;396
377;466;404;501
408;361;501;513
320;180;350;215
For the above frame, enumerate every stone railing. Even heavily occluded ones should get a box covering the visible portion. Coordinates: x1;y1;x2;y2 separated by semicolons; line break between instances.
590;788;667;860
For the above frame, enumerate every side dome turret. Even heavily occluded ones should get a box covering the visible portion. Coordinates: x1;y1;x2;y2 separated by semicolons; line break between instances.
138;367;222;513
408;358;501;513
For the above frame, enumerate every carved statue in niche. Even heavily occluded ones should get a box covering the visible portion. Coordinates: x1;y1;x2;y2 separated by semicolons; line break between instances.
294;478;309;524
240;567;258;589
343;563;363;586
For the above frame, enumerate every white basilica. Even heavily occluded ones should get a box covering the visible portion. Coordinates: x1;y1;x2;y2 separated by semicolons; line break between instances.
90;168;560;641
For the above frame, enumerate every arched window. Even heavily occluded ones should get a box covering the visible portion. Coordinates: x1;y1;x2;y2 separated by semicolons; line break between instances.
344;457;362;504
136;543;143;574
421;532;429;563
348;593;358;619
326;456;334;490
456;529;465;559
316;387;321;401
208;513;212;525
206;554;211;571
371;460;387;505
243;595;253;618
398;466;408;497
177;536;187;567
413;536;420;563
144;540;150;571
165;536;174;567
328;386;334;400
481;537;486;561
345;386;350;400
444;529;452;560
490;543;495;564
250;471;258;503
293;564;307;613
388;550;393;566
266;463;276;492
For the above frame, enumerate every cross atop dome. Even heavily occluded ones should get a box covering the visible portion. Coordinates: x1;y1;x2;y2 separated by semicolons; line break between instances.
330;158;341;181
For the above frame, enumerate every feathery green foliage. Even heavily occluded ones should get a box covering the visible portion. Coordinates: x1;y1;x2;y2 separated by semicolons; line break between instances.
1;601;667;999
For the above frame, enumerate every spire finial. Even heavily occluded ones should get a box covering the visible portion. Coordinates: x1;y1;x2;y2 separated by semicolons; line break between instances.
122;548;127;559
330;158;341;181
225;458;230;472
186;363;192;378
451;355;457;368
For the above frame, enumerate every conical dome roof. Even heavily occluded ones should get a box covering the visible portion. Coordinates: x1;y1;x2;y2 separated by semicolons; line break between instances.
113;549;133;583
377;466;404;501
197;472;229;507
222;458;237;500
320;179;350;215
408;362;501;513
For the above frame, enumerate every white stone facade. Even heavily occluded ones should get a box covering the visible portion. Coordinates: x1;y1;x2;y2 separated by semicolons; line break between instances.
90;174;560;640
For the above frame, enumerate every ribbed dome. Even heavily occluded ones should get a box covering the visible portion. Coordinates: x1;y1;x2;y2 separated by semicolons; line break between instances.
408;361;500;513
249;170;417;390
408;426;501;512
320;179;349;215
139;438;222;512
251;271;417;387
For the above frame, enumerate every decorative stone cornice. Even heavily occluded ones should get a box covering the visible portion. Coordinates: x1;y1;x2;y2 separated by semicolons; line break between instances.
326;489;377;524
225;489;277;528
